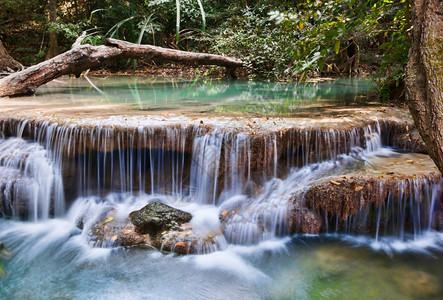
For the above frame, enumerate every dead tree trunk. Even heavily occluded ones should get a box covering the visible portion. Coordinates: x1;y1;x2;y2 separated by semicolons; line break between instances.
0;37;243;97
405;0;443;174
0;40;23;74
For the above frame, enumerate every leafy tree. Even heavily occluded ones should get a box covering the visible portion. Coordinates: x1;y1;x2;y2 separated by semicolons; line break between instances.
209;0;410;85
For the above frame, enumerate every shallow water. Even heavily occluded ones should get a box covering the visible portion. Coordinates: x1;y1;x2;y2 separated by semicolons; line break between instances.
1;215;442;300
34;77;376;115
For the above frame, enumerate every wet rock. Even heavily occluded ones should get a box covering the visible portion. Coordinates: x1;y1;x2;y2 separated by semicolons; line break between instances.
0;176;36;218
157;223;224;254
129;201;193;237
76;217;85;231
218;198;255;243
244;180;262;198
76;205;114;231
289;203;322;234
0;178;14;216
432;183;443;231
87;210;151;248
293;171;442;233
87;207;223;254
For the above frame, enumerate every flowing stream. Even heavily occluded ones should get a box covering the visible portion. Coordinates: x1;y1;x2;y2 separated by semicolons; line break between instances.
0;78;442;299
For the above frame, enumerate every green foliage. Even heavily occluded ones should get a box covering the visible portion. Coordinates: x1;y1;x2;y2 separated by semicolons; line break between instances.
0;0;47;64
372;2;410;100
209;0;410;86
210;5;299;80
83;0;206;48
269;0;403;76
83;35;105;46
147;0;207;46
47;21;88;41
0;0;411;101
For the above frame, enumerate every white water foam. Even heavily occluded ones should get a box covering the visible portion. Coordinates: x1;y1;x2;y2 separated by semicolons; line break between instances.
0;137;65;220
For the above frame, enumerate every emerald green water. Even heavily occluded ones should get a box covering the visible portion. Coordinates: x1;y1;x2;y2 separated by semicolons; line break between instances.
37;77;376;115
268;237;443;299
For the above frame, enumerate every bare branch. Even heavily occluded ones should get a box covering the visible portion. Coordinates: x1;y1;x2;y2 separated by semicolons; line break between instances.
72;31;88;49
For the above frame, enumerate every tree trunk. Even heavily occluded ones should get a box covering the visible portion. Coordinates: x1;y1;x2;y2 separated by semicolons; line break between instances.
46;0;59;59
0;40;23;73
405;0;443;174
0;36;243;97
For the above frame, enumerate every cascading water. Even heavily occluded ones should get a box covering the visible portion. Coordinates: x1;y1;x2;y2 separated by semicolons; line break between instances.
0;78;442;299
0;137;64;220
0;117;440;248
189;130;225;204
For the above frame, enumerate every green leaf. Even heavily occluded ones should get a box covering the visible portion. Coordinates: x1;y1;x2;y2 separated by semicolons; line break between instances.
335;40;340;54
89;9;107;22
196;0;206;32
176;0;180;44
0;262;6;280
106;16;134;38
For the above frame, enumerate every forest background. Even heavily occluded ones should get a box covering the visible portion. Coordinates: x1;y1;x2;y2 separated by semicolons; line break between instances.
0;0;410;101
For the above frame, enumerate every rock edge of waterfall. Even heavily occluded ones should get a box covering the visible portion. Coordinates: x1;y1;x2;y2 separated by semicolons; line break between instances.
0;110;441;254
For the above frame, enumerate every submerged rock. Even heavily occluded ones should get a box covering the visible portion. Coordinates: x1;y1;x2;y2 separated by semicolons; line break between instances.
129;201;192;237
392;267;440;296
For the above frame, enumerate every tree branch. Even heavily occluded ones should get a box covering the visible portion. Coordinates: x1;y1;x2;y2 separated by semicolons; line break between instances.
71;31;87;49
0;38;243;98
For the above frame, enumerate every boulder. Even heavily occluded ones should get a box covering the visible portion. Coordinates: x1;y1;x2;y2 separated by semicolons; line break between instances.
129;201;192;237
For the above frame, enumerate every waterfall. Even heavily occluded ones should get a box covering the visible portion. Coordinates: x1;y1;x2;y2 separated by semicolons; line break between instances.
0;137;64;220
189;130;224;204
0;117;440;248
371;178;442;242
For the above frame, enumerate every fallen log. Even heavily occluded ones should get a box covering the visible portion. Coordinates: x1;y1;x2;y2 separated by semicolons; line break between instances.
0;36;243;97
106;38;242;69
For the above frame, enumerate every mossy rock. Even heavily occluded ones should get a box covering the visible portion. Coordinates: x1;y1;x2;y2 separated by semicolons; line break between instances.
129;201;192;237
